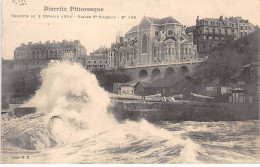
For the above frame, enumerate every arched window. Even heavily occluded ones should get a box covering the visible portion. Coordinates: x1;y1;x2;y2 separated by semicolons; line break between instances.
133;50;136;60
168;48;171;55
120;52;122;62
142;34;148;54
126;51;129;61
153;47;157;58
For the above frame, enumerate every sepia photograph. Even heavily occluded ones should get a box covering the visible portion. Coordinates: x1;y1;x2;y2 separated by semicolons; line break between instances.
1;0;260;164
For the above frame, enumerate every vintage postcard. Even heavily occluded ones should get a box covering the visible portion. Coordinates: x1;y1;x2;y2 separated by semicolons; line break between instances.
1;0;260;164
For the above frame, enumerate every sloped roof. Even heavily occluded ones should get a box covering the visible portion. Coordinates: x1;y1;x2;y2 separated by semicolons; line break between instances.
147;16;180;25
119;81;138;87
127;25;138;33
145;76;184;88
126;16;180;34
201;17;237;23
231;88;245;91
242;64;251;68
118;79;151;88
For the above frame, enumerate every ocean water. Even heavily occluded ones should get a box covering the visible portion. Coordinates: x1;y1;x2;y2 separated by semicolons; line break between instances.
1;61;260;164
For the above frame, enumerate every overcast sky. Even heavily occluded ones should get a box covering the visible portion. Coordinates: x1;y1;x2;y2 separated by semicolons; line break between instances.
2;0;260;59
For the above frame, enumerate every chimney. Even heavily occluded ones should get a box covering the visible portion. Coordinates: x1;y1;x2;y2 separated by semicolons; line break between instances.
220;16;223;20
120;37;124;43
196;16;200;25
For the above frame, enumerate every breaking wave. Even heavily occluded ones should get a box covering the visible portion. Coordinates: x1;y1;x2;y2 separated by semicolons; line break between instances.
1;61;202;163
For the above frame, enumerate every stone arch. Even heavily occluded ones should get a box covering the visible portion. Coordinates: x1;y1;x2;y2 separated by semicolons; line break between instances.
165;67;175;77
139;69;148;79
151;68;161;79
180;66;189;75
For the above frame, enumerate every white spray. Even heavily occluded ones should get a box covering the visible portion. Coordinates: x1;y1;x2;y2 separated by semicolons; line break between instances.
9;60;202;163
24;60;117;144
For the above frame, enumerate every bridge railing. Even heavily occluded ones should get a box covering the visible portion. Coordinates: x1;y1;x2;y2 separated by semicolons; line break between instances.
106;58;206;70
125;58;205;69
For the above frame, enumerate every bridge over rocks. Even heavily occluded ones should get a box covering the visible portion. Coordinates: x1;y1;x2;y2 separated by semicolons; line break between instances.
118;62;204;81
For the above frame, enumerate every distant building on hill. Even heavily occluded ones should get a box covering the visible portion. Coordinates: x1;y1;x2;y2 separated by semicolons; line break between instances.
85;54;108;71
186;16;255;54
14;40;87;70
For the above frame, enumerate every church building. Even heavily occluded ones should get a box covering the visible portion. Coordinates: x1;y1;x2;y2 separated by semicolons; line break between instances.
108;16;198;69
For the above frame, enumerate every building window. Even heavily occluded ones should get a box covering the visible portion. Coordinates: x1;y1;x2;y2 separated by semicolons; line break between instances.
168;30;173;35
219;29;221;35
225;29;227;35
100;61;102;63
240;26;243;30
89;61;91;63
120;52;122;62
126;51;129;61
153;47;157;57
245;32;247;36
155;31;159;36
168;48;171;55
232;30;234;36
142;34;148;54
249;27;251;30
133;50;136;60
245;26;247;30
94;61;96;63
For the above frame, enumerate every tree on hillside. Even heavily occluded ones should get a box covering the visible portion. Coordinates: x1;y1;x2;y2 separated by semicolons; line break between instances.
207;28;259;83
92;69;131;92
207;47;245;81
93;45;109;54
